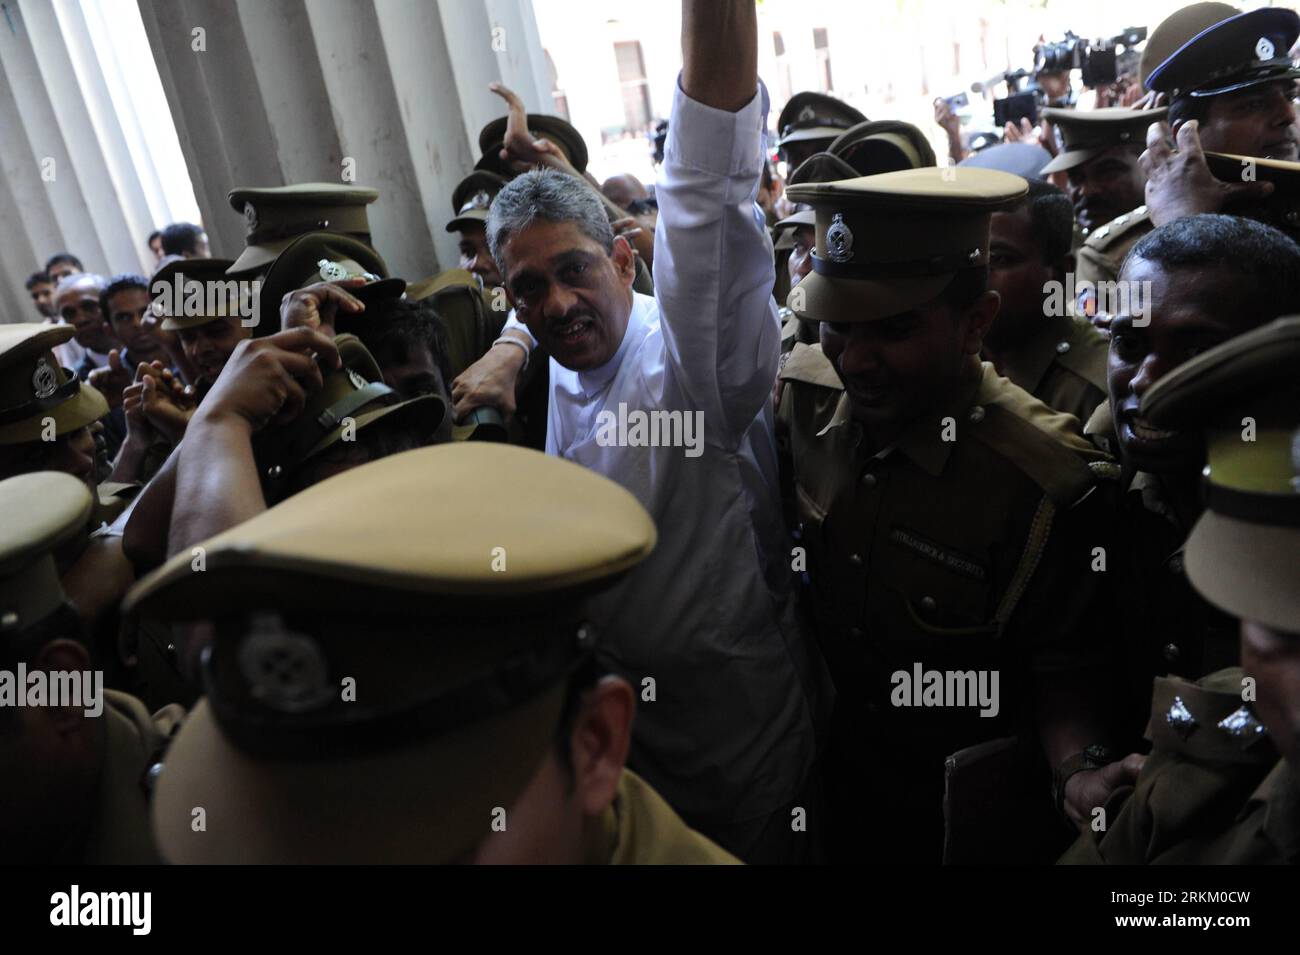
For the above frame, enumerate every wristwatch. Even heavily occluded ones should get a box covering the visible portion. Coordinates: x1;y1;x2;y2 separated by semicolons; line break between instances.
1051;743;1116;817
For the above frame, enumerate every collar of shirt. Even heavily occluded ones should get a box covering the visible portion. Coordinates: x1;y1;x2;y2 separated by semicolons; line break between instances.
573;292;655;399
817;356;982;478
991;314;1072;395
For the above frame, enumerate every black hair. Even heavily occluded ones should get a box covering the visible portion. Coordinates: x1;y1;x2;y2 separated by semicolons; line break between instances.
1166;94;1210;131
100;274;150;317
44;252;83;273
147;230;161;245
160;222;206;256
350;297;452;390
1011;179;1074;264
1126;213;1300;318
25;271;51;290
940;265;990;311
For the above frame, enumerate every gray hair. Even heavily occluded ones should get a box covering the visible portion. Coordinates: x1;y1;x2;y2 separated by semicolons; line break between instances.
486;168;615;272
54;272;106;297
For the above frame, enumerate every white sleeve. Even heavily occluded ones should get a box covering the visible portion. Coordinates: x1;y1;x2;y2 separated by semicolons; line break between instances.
651;77;779;443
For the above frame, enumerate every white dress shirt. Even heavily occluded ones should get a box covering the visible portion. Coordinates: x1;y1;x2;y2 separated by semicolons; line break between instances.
544;79;823;825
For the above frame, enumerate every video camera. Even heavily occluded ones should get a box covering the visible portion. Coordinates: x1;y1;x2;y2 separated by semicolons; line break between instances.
975;68;1039;130
1034;27;1147;88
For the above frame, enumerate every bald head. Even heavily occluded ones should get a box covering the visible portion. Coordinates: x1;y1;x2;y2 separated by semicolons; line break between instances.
601;174;648;211
54;273;114;352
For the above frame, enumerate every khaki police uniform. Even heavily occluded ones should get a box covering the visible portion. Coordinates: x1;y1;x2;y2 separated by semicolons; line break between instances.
1044;107;1165;298
778;169;1116;862
1062;316;1300;864
1;471;180;865
994;314;1109;425
1074;205;1152;292
124;443;734;864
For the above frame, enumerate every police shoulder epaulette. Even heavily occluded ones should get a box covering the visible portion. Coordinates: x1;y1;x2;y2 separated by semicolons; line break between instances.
1054;317;1109;388
970;377;1102;506
777;342;842;390
1083;206;1150;252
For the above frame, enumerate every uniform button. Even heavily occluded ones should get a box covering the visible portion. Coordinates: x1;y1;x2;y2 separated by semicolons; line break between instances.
1163;643;1181;665
860;472;877;488
1287;209;1300;225
968;405;985;423
849;553;863;567
166;642;177;661
920;596;937;615
1056;341;1070;354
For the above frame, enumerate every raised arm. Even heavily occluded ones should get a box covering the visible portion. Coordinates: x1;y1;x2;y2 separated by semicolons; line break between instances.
681;0;757;110
654;0;778;439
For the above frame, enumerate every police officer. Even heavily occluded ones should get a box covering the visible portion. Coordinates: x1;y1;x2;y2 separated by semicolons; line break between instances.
775;91;867;172
125;443;738;864
1042;107;1165;241
446;169;509;290
1062;316;1300;863
1081;5;1300;296
0;471;181;864
777;167;1118;862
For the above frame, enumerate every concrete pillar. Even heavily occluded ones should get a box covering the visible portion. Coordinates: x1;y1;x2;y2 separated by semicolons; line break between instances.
44;0;155;274
0;1;109;278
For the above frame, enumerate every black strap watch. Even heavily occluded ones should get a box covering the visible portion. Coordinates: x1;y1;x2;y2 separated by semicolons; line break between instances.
1052;743;1116;817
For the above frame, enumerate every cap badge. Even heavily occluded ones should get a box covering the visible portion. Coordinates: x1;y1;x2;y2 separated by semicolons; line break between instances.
318;259;351;282
797;105;817;124
347;368;368;390
244;202;258;232
825;213;855;264
31;358;58;400
1255;37;1276;61
460;190;492;214
238;615;334;713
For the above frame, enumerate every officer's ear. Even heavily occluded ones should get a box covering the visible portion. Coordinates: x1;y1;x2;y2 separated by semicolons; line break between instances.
28;639;95;741
610;236;637;289
569;675;635;817
960;289;1000;355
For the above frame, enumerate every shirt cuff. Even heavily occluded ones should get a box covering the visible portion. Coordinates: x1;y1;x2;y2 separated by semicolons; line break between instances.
665;74;769;177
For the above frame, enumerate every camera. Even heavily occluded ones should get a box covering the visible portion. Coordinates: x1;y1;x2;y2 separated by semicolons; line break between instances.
986;69;1040;130
1034;27;1147;88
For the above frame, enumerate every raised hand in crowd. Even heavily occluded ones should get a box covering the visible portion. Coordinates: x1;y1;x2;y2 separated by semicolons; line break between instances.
279;278;366;336
1141;118;1274;226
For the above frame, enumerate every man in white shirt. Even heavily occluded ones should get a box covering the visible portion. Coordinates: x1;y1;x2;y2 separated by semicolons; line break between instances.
480;0;825;862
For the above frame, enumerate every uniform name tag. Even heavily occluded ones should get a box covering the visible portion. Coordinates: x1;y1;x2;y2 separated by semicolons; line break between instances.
889;527;987;582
